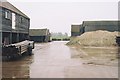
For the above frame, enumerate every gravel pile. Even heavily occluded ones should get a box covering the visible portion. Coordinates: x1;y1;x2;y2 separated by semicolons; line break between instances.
67;30;119;47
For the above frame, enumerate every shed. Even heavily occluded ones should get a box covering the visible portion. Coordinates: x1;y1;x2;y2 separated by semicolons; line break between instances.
71;24;84;36
29;29;51;42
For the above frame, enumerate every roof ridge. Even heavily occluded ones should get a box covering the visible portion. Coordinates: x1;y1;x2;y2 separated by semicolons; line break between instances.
0;1;29;18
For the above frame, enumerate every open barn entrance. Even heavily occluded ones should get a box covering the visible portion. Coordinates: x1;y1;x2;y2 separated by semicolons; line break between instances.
2;32;10;45
12;33;17;43
19;33;29;42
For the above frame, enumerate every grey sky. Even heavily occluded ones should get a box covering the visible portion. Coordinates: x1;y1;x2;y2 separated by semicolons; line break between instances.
7;0;118;35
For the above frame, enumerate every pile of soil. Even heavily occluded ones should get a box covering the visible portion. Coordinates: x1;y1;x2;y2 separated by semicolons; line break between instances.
67;30;119;47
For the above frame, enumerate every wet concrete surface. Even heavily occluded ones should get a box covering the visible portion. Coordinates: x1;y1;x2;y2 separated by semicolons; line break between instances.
2;55;33;78
2;41;118;78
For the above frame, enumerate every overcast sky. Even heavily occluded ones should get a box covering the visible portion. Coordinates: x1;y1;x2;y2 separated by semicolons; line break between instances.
7;0;118;35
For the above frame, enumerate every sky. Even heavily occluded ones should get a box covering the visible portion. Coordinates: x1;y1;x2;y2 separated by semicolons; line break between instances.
5;0;119;35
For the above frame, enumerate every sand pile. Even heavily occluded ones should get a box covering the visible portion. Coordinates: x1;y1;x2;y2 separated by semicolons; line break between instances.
67;30;119;47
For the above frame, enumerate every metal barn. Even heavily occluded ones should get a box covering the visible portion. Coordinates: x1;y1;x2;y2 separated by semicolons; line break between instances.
71;21;119;37
71;25;84;36
29;29;51;42
0;2;30;45
82;21;119;32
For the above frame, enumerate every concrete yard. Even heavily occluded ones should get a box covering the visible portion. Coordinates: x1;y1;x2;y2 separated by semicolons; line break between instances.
2;41;118;78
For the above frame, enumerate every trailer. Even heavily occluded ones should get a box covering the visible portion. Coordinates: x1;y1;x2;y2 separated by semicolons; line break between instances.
2;40;34;59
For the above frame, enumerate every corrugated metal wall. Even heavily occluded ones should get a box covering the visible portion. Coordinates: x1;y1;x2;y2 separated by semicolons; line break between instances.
83;21;119;32
29;29;51;42
30;36;46;42
71;21;119;37
1;6;30;44
0;6;2;62
71;25;80;36
71;25;80;32
15;14;30;33
84;25;118;32
71;25;84;36
2;8;12;32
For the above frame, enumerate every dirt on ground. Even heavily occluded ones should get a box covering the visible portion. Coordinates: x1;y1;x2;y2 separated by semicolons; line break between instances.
70;45;118;67
67;30;119;47
67;30;119;66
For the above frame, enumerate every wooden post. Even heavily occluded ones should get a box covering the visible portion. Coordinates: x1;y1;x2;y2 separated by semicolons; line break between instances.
9;32;12;44
17;33;19;42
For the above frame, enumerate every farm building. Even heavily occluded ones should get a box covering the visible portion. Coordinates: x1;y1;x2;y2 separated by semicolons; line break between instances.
71;25;84;36
0;1;30;45
71;21;119;36
29;29;51;42
82;21;119;32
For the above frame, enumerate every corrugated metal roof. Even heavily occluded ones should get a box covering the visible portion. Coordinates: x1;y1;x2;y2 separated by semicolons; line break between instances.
29;29;50;36
0;1;29;18
82;21;119;26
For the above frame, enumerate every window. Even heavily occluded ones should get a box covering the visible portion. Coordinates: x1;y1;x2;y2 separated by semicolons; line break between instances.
5;10;11;19
5;11;8;18
12;13;16;29
21;17;22;23
20;17;23;23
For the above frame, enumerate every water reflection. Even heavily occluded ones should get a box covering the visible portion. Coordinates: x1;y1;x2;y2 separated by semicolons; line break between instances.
2;41;118;78
70;46;118;66
2;55;33;79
